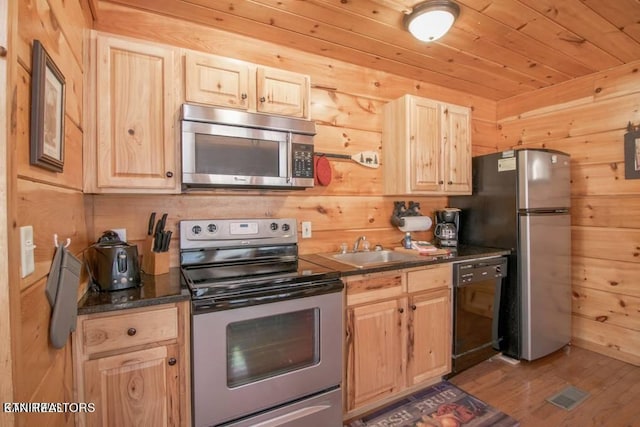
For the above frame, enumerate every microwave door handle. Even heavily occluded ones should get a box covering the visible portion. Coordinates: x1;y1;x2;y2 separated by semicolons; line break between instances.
286;133;292;183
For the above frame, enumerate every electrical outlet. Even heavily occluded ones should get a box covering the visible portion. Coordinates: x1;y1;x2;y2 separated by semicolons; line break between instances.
20;225;35;278
112;228;127;242
301;221;312;238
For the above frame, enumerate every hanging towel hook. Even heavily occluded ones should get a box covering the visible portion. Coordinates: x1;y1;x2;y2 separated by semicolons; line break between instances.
54;234;71;248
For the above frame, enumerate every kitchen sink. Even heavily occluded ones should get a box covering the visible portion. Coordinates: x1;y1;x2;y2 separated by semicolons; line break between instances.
320;250;419;269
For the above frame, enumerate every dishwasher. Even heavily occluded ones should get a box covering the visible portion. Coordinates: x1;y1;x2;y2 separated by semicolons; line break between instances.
451;256;507;376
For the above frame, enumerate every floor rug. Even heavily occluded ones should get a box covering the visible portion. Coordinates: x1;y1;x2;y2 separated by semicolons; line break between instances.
346;381;519;427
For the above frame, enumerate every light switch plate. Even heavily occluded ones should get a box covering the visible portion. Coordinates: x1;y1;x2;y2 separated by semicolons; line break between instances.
301;221;312;238
20;225;35;278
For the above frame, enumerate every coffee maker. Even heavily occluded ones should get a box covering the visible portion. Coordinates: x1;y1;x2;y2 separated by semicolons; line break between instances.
434;208;461;247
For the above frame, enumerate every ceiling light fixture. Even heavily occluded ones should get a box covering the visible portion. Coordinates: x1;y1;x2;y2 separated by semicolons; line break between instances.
404;0;460;43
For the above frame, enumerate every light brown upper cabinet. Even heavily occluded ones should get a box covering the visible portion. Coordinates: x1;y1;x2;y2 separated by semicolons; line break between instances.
84;31;182;193
383;95;472;195
185;51;310;119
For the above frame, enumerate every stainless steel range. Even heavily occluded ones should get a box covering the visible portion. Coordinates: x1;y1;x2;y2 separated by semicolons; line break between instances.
180;218;344;427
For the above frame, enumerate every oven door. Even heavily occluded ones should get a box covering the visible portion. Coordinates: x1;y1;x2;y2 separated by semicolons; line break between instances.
191;289;343;427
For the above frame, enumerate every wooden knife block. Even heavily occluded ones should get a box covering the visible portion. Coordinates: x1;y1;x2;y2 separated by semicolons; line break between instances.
141;236;169;275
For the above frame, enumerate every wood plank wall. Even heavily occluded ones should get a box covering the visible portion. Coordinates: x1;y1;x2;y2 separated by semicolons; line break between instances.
9;4;638;419
1;0;17;422
497;62;640;366
88;2;498;260
10;0;91;425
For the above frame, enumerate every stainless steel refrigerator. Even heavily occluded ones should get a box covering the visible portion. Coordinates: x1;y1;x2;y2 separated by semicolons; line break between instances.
450;149;571;361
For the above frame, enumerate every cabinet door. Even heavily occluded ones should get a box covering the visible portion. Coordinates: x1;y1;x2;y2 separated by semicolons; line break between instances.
256;67;309;118
410;97;442;192
95;35;178;191
185;52;251;110
346;298;406;411
407;289;451;385
442;104;471;194
83;344;181;427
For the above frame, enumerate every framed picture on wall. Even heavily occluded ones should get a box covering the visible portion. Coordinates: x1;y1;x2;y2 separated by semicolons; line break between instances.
30;39;65;172
624;124;640;180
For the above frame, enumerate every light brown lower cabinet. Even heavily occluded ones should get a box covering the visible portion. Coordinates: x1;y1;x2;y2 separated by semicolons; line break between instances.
344;264;452;418
347;296;406;409
73;302;190;427
407;288;452;385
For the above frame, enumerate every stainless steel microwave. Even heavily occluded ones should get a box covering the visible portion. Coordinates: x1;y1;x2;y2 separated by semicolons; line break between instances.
181;103;316;190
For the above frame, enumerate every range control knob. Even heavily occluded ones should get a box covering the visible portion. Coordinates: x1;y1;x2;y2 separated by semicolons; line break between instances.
192;225;202;235
270;222;279;231
282;223;290;232
207;223;217;233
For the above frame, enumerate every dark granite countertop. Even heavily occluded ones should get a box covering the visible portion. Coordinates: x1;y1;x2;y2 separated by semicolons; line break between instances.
301;245;511;277
78;246;509;315
78;267;190;315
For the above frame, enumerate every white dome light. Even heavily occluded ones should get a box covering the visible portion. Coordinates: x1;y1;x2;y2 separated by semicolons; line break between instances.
404;1;460;43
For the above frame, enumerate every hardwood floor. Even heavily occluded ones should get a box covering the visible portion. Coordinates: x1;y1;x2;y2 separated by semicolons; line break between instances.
449;346;640;426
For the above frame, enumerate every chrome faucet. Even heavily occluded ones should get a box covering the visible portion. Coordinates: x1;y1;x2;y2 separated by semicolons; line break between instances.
353;236;366;252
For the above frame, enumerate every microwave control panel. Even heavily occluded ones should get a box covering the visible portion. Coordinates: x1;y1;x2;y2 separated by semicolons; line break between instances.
292;143;314;179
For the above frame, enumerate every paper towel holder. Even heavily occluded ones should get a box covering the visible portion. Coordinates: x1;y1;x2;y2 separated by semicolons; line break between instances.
390;200;433;232
397;216;433;232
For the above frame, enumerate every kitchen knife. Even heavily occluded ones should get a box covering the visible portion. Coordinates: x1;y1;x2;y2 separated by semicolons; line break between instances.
162;231;172;252
153;218;162;236
147;212;156;236
152;218;162;252
159;213;168;232
155;233;163;252
153;214;169;252
157;231;170;252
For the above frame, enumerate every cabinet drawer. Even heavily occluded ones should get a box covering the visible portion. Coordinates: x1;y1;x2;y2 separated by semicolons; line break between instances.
406;264;452;293
82;306;178;355
346;270;404;306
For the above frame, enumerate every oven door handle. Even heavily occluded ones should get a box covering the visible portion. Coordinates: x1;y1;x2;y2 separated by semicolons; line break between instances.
192;279;344;313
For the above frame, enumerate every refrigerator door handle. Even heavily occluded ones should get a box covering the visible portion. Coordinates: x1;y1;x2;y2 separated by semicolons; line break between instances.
519;208;569;215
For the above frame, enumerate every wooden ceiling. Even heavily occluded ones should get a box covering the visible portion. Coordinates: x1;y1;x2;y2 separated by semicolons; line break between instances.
104;0;640;100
